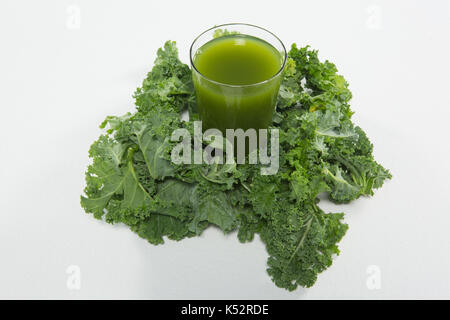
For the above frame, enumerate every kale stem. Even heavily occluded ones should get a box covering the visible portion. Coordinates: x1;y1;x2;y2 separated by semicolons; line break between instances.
198;168;223;184
241;182;251;192
287;217;313;266
333;153;361;179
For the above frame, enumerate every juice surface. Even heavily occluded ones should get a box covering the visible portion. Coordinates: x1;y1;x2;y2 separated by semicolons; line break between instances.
192;34;284;132
194;35;282;85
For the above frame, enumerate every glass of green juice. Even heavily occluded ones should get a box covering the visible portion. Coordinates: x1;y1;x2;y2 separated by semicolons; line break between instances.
190;23;287;133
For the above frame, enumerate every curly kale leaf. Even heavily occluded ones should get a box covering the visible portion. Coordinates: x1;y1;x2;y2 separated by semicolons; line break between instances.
133;41;194;115
260;201;348;291
277;45;392;205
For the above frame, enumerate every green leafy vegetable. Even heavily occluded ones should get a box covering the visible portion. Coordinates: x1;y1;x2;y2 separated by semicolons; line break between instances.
81;41;391;291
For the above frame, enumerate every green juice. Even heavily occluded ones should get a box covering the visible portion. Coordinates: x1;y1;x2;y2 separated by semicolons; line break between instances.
192;34;283;132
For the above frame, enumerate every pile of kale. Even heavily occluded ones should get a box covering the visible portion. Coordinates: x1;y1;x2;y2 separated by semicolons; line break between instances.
81;41;391;291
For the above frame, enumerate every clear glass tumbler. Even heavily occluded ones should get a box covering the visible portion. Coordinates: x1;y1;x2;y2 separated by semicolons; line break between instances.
190;23;287;133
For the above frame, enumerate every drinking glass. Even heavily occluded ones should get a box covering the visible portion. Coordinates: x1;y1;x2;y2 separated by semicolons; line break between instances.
190;23;287;133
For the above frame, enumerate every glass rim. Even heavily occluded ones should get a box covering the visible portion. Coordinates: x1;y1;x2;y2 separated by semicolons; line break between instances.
189;23;287;88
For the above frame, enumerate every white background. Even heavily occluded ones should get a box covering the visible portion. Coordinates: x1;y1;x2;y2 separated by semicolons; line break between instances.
1;0;449;299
